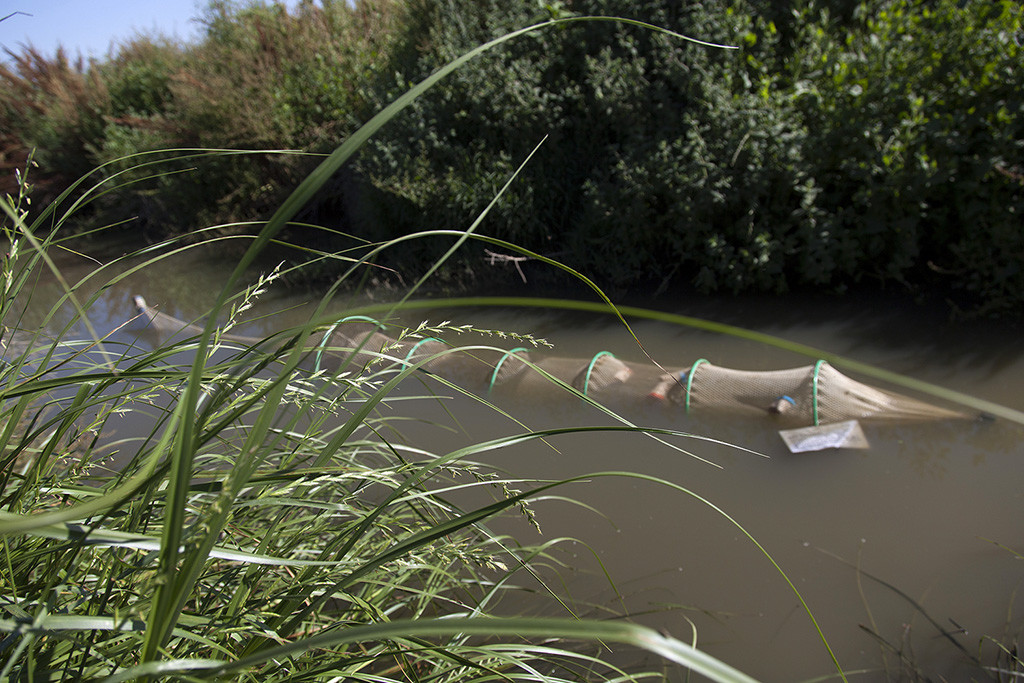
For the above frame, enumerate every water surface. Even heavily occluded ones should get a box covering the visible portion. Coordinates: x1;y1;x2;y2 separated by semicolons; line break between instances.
14;242;1024;681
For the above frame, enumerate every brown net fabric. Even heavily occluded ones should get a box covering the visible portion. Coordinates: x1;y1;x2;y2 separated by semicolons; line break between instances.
132;297;971;426
326;333;969;424
666;360;967;424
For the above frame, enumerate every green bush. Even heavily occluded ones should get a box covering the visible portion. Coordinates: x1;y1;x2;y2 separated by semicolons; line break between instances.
0;0;1020;315
787;0;1024;313
0;48;109;206
342;0;1021;310
348;0;828;292
100;36;181;118
0;1;404;237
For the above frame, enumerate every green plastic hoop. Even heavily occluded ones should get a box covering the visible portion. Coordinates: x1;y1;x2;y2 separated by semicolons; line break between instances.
313;315;384;373
404;337;445;367
684;358;709;414
581;351;616;397
487;347;529;394
811;359;827;426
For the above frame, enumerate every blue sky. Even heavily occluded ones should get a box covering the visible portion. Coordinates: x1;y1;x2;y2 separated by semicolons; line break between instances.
0;1;300;61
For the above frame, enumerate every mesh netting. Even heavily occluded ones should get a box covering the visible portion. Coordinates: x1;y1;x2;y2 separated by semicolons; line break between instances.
665;360;967;424
132;297;971;426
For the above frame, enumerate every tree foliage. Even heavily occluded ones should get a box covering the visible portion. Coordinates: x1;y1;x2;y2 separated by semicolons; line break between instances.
0;0;1020;314
354;0;1022;311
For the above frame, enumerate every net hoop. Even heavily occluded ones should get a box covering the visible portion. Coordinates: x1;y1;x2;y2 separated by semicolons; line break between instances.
488;347;529;394
404;337;446;366
811;359;827;426
313;315;384;373
684;358;709;414
581;351;616;396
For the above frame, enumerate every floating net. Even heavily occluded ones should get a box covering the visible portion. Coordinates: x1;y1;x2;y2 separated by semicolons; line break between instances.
668;359;967;424
132;296;971;426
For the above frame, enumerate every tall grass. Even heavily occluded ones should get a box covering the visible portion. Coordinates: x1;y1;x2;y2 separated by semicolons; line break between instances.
0;16;790;683
1;167;768;683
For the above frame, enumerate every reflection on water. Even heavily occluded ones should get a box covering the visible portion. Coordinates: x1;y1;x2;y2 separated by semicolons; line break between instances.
10;241;1024;682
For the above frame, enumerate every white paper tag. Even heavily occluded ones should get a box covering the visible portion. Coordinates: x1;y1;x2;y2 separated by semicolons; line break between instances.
779;420;870;453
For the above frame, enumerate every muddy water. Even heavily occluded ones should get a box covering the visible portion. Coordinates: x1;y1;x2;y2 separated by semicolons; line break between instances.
13;243;1024;682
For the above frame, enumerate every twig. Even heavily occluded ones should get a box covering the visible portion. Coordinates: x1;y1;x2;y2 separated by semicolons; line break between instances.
484;249;529;283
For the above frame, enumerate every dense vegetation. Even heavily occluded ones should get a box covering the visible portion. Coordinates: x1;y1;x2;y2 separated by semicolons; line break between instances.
1;0;1021;314
2;5;1022;679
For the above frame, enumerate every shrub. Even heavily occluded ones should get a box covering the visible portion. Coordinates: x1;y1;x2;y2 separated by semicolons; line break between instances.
2;0;1020;314
339;0;1022;312
346;0;825;293
156;0;405;229
0;47;109;206
787;0;1024;312
0;2;405;238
